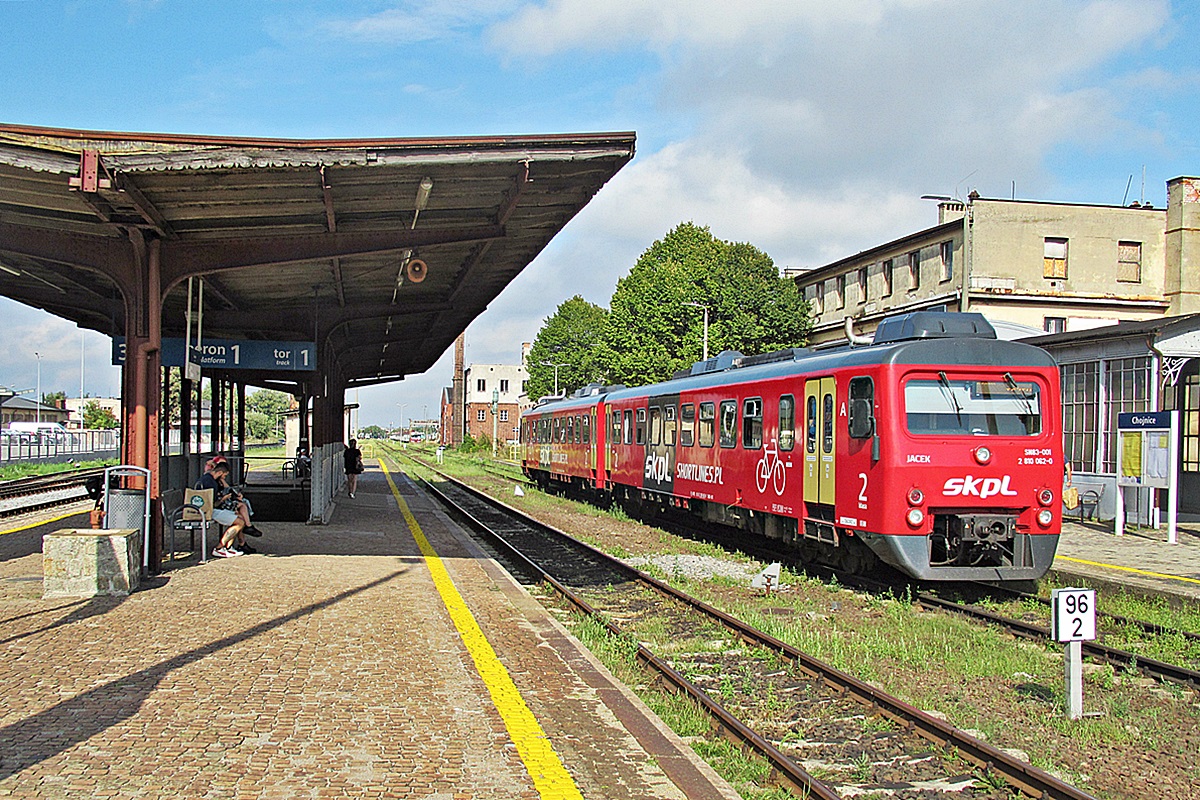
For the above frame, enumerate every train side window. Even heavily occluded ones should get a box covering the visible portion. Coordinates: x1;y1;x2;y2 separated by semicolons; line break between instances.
822;393;834;454
649;406;662;446
583;415;590;445
719;400;738;448
806;395;818;453
698;402;715;447
623;410;633;445
779;395;795;451
611;411;621;446
636;408;647;445
848;377;875;439
665;405;677;446
576;415;584;444
680;403;695;446
567;416;574;444
742;397;763;449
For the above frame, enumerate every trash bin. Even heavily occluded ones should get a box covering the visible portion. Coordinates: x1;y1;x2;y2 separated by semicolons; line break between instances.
106;488;147;531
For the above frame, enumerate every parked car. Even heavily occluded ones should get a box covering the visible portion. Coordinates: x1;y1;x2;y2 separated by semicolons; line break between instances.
7;422;69;442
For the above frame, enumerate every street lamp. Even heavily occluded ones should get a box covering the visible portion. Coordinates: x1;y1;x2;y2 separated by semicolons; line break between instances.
683;302;709;361
397;403;407;440
540;361;566;395
34;351;41;425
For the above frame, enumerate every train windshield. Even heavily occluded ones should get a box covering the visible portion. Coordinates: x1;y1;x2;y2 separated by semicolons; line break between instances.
905;374;1041;436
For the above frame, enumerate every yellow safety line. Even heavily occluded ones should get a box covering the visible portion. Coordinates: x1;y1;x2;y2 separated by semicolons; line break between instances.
1057;555;1200;586
379;459;583;800
1;509;89;537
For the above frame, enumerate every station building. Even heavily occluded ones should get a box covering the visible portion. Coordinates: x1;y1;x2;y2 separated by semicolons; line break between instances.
793;176;1200;344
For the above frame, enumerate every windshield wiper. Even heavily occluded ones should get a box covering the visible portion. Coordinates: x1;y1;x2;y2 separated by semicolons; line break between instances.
937;371;963;422
1003;372;1035;416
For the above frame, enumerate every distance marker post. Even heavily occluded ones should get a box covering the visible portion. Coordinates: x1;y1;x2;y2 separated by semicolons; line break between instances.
1051;588;1097;720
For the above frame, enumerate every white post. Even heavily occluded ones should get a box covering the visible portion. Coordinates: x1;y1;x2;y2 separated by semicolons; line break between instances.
1065;640;1084;720
1168;410;1179;544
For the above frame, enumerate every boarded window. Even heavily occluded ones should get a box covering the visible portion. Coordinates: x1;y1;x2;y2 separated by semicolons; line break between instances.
680;404;695;447
940;241;953;282
836;274;846;309
882;259;893;296
857;268;868;302
1117;241;1141;283
1044;237;1068;278
908;251;921;291
719;400;738;448
779;395;796;451
698;402;715;447
742;397;763;449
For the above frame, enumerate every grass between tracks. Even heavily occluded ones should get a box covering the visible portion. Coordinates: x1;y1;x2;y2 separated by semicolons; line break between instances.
397;447;1200;800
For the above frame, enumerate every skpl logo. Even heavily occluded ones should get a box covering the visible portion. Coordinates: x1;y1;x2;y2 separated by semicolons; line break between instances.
645;453;670;483
943;475;1019;499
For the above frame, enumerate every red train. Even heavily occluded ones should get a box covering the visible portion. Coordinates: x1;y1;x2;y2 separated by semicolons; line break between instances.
521;312;1063;583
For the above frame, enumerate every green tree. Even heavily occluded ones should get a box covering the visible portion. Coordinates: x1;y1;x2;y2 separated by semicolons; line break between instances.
82;401;119;429
358;424;387;440
526;295;609;401
599;222;811;385
42;390;66;408
245;389;292;441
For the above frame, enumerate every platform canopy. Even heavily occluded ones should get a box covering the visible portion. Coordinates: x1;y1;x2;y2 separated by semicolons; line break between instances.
0;123;635;388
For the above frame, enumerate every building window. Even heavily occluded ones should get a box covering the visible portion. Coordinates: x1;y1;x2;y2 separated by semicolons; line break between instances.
1061;362;1098;473
476;379;486;392
521;380;528;392
908;251;921;291
499;410;509;422
500;379;509;393
1102;356;1151;473
835;275;846;309
1044;237;1068;279
1044;317;1066;334
857;268;868;303
476;409;486;422
940;241;953;282
882;259;893;297
1117;241;1142;283
815;281;825;314
1166;372;1200;473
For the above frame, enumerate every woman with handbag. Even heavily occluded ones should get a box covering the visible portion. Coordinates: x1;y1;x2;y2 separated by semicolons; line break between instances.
344;438;365;498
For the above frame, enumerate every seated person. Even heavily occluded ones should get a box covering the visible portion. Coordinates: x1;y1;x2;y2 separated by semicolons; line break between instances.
295;448;312;479
197;457;261;557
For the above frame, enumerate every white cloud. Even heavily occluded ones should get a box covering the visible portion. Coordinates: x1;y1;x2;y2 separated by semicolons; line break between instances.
321;1;523;44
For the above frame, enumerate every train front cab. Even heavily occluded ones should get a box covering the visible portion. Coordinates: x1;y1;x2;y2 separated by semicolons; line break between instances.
843;360;1062;583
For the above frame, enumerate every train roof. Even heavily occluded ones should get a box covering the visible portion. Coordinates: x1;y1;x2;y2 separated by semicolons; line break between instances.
523;312;1057;415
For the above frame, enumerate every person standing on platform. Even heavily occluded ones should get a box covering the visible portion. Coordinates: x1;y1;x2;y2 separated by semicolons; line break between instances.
344;439;364;498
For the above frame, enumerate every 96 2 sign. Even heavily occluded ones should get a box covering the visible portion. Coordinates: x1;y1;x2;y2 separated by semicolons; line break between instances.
1051;588;1096;642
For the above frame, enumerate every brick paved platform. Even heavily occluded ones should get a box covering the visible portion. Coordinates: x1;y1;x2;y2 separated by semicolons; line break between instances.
1053;518;1200;604
0;466;739;799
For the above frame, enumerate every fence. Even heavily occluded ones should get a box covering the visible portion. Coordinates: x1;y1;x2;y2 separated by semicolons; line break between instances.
0;429;121;463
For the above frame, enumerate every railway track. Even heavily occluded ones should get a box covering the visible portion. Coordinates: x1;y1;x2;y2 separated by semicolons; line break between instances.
412;460;1098;800
0;467;104;519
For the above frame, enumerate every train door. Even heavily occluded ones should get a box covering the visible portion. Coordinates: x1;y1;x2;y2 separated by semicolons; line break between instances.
803;378;836;505
644;394;678;493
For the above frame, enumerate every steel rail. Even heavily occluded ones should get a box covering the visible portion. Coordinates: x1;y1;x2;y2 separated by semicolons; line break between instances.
417;475;840;799
413;461;1099;800
965;581;1200;644
915;592;1200;689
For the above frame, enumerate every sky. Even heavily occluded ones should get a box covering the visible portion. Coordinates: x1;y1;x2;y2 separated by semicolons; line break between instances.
1;0;1198;429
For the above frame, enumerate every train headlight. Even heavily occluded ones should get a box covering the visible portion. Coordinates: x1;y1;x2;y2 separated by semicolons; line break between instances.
1037;508;1054;527
974;446;992;465
906;507;925;527
906;487;924;506
1038;488;1055;506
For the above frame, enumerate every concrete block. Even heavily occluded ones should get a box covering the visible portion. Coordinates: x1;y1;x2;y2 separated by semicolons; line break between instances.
42;528;141;598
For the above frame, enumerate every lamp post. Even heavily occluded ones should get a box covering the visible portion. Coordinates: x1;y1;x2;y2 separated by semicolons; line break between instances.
683;302;709;361
540;361;566;395
34;351;41;426
491;389;499;458
397;403;407;441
